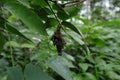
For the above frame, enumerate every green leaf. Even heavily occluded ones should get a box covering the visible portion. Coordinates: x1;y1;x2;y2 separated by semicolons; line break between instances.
24;64;54;80
4;2;47;35
43;8;53;15
0;58;8;68
5;41;34;48
0;17;31;42
73;74;83;80
93;19;120;27
57;11;70;20
47;57;73;80
45;18;58;28
79;63;90;72
74;16;88;25
89;34;105;47
31;0;47;7
0;32;6;53
0;0;16;3
84;73;97;80
0;76;7;80
21;43;34;48
52;3;65;12
1;23;32;42
68;31;84;45
18;0;30;8
0;16;5;26
64;53;75;62
7;67;24;80
5;41;20;47
62;21;83;36
37;8;52;20
57;5;79;20
64;6;80;18
106;71;120;79
52;4;70;20
92;38;105;47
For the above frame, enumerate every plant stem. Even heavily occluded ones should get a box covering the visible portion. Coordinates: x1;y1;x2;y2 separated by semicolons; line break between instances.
4;23;15;66
47;1;61;24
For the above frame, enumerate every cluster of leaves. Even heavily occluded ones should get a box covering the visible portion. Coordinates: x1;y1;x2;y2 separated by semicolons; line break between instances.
67;19;120;80
0;0;120;80
0;0;84;80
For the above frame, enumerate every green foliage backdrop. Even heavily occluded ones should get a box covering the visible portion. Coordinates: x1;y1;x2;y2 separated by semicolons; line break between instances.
0;0;120;80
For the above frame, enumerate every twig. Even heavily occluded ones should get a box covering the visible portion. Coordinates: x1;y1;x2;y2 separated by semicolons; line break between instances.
63;0;79;5
47;1;61;23
49;0;86;7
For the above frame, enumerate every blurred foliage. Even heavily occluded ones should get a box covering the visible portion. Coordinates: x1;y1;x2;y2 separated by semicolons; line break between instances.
0;0;120;80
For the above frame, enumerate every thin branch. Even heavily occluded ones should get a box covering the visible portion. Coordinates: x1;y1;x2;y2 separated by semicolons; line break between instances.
47;1;60;23
64;0;86;7
47;1;62;30
49;0;86;7
63;0;79;5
